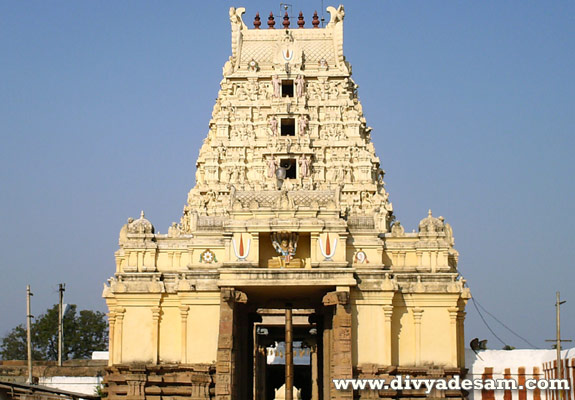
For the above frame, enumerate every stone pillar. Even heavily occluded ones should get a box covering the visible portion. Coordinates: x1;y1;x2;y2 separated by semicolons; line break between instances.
323;290;352;400
216;288;247;400
412;308;423;366
311;233;320;266
285;306;294;400
107;311;116;366
254;343;267;400
114;307;125;364
322;313;332;400
179;305;190;364
251;232;260;264
151;307;161;365
382;305;394;365
311;343;319;400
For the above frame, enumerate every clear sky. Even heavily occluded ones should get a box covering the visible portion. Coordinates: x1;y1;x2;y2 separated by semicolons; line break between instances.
1;1;573;351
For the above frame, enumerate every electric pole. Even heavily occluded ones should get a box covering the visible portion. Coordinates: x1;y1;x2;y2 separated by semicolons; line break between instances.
58;283;65;366
545;292;571;400
26;285;33;384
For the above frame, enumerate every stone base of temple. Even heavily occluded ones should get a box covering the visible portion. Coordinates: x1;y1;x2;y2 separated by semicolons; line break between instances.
104;364;215;400
354;365;468;399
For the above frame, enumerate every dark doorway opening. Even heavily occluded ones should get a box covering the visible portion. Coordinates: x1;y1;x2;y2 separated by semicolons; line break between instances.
280;159;297;179
281;118;296;136
282;80;294;97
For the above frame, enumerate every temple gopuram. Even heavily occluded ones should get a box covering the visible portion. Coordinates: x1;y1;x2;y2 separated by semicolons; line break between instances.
103;6;471;400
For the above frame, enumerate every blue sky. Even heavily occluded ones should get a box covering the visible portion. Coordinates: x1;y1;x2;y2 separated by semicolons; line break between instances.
1;1;573;351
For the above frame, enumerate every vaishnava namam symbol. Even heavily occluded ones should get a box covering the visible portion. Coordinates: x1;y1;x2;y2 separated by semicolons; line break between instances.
319;233;337;261
232;234;251;261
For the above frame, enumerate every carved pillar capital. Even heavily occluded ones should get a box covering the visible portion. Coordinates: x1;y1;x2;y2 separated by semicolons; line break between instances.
447;307;459;321
412;307;424;323
221;287;248;304
382;305;394;321
115;307;126;320
151;307;162;321
322;290;349;306
179;305;190;319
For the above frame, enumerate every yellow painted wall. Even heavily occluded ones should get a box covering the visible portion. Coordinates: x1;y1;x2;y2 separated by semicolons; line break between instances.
352;303;386;365
122;307;154;363
420;307;454;365
158;304;181;363
187;303;220;363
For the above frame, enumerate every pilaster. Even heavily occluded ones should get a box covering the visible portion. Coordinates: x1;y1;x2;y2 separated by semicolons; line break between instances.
114;307;125;364
151;307;161;365
383;305;394;365
179;305;190;364
107;312;116;366
448;307;458;367
412;308;424;366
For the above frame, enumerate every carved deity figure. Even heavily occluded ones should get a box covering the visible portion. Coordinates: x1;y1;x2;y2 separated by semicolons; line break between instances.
217;143;227;160
267;155;279;178
271;232;299;264
298;115;308;136
272;75;281;98
168;222;181;238
295;75;305;97
204;190;218;209
222;56;234;76
269;116;278;136
298;155;311;178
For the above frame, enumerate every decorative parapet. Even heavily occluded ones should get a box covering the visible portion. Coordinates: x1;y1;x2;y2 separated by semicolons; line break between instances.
225;5;347;77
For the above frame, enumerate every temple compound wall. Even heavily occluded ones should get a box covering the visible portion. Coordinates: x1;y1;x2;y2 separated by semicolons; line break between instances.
103;5;471;400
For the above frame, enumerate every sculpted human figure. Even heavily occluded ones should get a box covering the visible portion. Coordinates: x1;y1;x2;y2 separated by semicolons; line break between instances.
271;232;299;264
298;115;308;136
285;138;293;153
267;155;279;178
222;56;234;76
295;74;305;97
269;116;278;136
298;155;311;178
272;75;281;98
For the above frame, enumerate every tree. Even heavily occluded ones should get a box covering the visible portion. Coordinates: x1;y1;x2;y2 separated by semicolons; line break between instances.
0;304;108;361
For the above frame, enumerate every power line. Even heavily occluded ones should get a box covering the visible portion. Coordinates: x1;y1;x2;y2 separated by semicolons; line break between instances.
471;296;508;348
473;297;538;349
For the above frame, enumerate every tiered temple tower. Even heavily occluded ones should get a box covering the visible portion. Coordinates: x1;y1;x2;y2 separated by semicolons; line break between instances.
103;6;471;400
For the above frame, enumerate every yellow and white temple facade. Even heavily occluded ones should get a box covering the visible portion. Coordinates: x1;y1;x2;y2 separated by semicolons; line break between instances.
103;6;471;400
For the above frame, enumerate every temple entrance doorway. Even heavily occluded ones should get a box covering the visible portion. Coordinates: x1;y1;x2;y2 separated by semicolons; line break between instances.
256;309;317;400
238;286;330;400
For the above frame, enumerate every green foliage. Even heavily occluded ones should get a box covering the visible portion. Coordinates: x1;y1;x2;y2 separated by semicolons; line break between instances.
502;345;516;350
0;304;108;361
